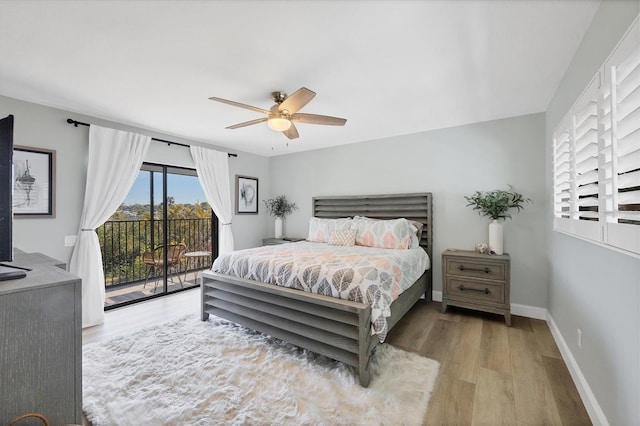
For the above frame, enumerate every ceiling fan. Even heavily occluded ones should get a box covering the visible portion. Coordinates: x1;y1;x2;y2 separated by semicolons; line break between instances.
209;87;347;140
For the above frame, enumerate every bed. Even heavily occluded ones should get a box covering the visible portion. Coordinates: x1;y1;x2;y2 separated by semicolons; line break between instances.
201;193;433;386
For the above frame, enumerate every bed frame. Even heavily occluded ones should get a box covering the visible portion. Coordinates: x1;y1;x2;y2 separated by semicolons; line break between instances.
201;193;433;386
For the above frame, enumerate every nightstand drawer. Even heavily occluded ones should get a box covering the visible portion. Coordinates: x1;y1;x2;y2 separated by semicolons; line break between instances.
446;258;506;281
445;277;505;304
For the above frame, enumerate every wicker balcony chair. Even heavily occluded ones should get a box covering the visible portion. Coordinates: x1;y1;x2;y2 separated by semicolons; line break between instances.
142;243;186;292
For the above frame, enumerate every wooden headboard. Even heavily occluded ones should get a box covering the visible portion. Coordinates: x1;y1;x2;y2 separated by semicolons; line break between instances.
312;193;433;263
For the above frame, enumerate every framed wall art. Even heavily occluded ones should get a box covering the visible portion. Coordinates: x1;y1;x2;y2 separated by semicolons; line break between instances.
235;175;258;214
13;146;56;217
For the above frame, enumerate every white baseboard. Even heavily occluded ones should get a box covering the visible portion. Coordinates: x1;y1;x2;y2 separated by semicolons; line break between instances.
429;290;546;320
546;313;608;426
511;303;547;320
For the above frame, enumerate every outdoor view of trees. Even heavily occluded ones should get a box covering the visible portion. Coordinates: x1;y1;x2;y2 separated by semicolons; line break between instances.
99;200;214;287
108;197;212;221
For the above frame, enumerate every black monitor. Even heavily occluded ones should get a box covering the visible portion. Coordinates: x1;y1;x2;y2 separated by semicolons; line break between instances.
0;114;27;280
0;114;14;262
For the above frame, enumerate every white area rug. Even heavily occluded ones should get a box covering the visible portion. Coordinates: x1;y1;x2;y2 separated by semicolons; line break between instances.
83;314;439;425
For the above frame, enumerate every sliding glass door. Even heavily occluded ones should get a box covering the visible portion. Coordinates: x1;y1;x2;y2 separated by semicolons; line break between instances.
99;163;217;308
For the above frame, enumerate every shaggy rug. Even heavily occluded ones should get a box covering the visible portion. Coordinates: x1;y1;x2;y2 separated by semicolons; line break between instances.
83;314;439;425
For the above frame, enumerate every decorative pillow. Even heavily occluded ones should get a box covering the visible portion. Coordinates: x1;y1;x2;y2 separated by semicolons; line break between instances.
351;217;414;249
328;229;357;247
408;220;424;249
307;217;352;243
408;220;424;236
352;216;423;249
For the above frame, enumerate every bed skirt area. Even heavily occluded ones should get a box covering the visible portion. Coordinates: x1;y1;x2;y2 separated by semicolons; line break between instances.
201;269;430;386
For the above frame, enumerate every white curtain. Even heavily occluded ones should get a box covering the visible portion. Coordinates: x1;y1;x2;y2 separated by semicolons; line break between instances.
190;146;234;255
69;125;150;328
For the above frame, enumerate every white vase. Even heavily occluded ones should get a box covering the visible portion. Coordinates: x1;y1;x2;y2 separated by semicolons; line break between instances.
275;217;283;238
488;219;504;255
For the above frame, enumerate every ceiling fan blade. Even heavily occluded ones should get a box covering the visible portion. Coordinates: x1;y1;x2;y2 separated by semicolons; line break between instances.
283;122;299;139
279;87;316;114
226;117;268;129
291;113;347;126
209;97;270;115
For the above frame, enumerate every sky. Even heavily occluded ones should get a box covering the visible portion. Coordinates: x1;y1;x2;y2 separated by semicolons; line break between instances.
124;171;207;205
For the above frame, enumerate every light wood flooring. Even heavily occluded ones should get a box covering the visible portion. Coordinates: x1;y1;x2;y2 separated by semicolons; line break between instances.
83;290;591;425
83;287;200;345
386;300;592;425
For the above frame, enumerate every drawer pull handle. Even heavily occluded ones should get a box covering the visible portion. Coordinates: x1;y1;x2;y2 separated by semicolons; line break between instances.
457;284;491;295
459;265;490;273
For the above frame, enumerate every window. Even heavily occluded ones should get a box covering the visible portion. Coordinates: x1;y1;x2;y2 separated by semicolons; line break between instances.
99;163;217;308
553;17;639;256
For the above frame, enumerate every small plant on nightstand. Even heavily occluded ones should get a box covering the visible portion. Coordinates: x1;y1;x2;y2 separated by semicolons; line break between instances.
464;185;528;220
465;185;530;255
263;195;298;238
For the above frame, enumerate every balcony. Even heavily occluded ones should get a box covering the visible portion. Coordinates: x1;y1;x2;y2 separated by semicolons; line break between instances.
98;217;213;308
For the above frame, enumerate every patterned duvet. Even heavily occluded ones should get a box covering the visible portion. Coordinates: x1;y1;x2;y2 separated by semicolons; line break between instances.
211;241;430;342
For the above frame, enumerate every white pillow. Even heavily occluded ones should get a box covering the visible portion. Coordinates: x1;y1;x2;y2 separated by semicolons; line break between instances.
351;217;414;249
307;217;352;243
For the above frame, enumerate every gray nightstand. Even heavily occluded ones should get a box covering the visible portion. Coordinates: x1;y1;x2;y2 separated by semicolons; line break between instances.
262;237;305;246
441;249;511;326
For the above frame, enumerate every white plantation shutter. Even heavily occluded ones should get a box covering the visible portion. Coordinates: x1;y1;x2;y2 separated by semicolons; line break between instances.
552;78;600;241
573;80;600;233
599;59;614;225
553;117;572;222
574;104;599;220
553;16;639;256
603;19;640;254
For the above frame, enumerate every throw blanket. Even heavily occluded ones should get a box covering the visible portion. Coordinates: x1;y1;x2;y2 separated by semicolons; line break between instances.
212;241;429;341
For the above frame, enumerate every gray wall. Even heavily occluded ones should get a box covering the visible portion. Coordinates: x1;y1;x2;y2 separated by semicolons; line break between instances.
0;95;270;265
269;113;548;309
545;1;640;425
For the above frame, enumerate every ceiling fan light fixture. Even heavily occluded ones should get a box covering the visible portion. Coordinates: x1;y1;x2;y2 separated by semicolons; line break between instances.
210;87;346;140
267;117;292;131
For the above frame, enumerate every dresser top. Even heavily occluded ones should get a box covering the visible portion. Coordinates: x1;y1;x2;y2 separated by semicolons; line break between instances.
443;249;510;260
0;252;79;295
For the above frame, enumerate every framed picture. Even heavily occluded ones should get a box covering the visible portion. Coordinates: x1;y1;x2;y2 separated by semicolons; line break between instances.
235;175;258;214
13;146;56;217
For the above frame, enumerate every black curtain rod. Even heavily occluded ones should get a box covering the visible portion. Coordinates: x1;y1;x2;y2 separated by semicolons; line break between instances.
66;118;238;158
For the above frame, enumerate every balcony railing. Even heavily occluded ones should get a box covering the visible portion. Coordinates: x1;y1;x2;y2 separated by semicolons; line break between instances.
98;218;213;287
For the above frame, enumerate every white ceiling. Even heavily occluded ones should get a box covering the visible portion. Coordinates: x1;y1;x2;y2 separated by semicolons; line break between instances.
0;0;600;157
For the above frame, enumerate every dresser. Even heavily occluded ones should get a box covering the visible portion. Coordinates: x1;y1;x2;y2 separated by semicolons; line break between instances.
0;252;82;425
441;249;511;326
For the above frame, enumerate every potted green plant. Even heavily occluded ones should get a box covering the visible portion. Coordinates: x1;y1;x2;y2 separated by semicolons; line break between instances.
464;185;529;254
263;195;298;238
